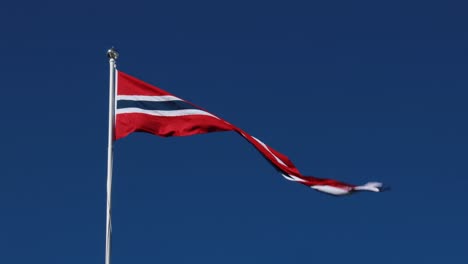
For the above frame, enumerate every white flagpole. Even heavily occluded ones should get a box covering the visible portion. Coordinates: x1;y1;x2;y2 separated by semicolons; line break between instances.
105;47;118;264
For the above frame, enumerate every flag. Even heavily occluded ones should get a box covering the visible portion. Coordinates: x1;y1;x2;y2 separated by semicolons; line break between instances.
115;71;383;195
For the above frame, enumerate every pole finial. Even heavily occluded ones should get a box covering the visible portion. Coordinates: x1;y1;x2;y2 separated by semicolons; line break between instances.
107;47;119;60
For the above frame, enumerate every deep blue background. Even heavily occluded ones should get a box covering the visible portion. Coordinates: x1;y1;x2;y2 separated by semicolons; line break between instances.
1;1;467;263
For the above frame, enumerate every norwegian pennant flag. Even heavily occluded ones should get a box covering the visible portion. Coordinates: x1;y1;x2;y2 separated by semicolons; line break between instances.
115;71;383;195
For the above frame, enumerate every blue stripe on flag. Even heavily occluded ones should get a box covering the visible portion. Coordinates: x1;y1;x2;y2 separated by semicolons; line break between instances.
117;100;198;111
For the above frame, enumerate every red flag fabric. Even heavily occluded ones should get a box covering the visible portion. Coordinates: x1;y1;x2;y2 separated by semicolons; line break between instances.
115;71;383;195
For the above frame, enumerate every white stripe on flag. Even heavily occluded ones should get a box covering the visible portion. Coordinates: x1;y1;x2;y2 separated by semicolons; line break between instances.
282;174;307;182
311;185;350;195
116;107;218;118
281;174;307;183
116;95;182;102
353;182;382;192
251;136;288;167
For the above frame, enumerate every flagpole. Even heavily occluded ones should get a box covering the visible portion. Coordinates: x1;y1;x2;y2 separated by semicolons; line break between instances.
105;47;118;264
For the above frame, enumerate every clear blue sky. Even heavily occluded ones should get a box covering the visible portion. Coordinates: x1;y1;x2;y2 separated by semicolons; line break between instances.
1;0;467;263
